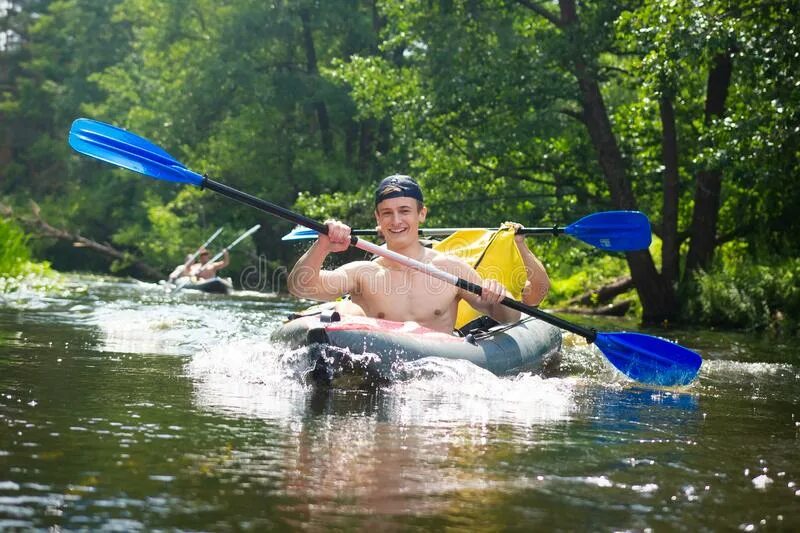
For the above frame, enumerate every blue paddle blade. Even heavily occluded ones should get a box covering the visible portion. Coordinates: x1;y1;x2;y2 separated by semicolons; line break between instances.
564;211;652;251
594;332;702;386
282;226;319;241
68;118;204;186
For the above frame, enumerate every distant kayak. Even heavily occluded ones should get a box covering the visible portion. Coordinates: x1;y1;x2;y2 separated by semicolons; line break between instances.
272;311;562;388
170;277;233;295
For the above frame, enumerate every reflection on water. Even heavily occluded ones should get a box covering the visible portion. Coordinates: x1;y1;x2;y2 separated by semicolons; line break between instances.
1;275;799;530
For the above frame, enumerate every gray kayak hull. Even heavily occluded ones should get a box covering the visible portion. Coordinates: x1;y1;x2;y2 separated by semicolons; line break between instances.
175;277;233;294
271;314;562;388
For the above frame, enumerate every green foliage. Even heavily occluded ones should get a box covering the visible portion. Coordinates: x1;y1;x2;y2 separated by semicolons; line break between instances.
111;188;207;271
542;237;633;306
328;0;607;229
615;0;800;256
293;189;375;230
0;218;53;292
685;256;800;335
0;218;32;274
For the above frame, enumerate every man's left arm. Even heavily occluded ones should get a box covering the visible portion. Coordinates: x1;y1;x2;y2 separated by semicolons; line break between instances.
203;249;230;274
218;248;230;269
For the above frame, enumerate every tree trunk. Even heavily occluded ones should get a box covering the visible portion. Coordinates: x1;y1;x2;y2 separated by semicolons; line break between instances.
358;119;376;175
659;95;680;288
299;8;333;156
558;0;678;323
344;120;357;166
566;276;634;307
685;52;733;277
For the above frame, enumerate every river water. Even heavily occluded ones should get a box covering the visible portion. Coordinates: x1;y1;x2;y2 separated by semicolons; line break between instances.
1;275;798;530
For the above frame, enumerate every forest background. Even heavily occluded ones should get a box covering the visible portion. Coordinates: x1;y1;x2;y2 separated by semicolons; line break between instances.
1;0;798;334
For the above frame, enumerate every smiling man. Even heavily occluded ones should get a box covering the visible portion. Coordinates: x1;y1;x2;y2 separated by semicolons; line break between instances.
287;174;520;334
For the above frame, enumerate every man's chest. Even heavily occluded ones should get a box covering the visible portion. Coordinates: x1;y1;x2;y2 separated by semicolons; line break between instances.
361;269;458;319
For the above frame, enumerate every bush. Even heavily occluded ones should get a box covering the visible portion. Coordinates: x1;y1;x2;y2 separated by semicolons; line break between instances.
0;218;32;276
0;218;54;292
685;258;800;335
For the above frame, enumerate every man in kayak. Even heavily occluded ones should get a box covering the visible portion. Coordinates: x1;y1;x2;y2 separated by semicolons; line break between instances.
192;247;230;280
287;174;521;334
168;247;230;281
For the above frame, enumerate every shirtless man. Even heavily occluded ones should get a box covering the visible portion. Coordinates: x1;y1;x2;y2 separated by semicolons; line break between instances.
287;175;520;333
191;248;229;280
168;247;229;282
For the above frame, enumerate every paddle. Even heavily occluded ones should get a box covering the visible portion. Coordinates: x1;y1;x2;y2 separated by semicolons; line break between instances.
202;224;261;266
68;118;703;387
282;211;652;252
168;226;223;281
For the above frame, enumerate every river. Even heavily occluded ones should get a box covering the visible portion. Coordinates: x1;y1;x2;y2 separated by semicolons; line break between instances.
1;275;798;530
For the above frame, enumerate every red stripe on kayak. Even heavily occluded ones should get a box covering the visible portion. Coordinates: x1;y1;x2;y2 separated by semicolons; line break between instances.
324;316;464;343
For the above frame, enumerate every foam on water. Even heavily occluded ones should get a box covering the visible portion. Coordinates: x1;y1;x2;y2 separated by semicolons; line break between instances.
186;332;580;428
188;349;311;421
386;357;577;425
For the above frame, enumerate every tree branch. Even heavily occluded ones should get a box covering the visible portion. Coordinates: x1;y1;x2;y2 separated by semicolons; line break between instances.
11;202;165;281
431;124;560;187
515;0;563;27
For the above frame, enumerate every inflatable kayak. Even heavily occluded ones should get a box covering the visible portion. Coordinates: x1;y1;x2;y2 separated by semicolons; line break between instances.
173;276;233;294
271;311;562;388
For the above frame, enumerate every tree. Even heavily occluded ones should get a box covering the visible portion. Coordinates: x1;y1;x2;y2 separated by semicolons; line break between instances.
330;0;800;323
84;0;389;268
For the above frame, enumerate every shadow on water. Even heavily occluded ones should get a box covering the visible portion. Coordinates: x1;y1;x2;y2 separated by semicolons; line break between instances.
1;275;799;530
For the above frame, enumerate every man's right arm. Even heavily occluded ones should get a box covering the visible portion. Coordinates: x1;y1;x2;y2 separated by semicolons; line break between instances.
287;220;359;301
287;240;352;300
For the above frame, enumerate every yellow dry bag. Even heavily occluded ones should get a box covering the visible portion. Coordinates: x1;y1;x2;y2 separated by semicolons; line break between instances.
432;224;527;329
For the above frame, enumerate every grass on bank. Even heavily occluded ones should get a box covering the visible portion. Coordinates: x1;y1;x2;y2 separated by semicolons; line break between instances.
688;257;800;335
0;218;55;292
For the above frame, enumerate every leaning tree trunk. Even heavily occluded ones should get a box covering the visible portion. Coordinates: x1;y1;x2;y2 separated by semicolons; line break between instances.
684;52;733;278
8;203;165;281
558;0;678;323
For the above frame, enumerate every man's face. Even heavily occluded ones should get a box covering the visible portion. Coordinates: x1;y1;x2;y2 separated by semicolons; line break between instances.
374;197;426;247
200;253;210;262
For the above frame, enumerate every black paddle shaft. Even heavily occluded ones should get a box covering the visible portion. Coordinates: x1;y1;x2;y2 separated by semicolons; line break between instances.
454;279;598;341
203;177;333;236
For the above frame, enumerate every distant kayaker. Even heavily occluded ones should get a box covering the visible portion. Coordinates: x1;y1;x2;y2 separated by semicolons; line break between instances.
191;248;229;280
287;174;521;334
168;247;229;282
168;254;194;282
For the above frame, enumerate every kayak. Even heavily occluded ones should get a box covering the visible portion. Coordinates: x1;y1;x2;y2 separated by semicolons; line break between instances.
173;276;233;294
271;311;562;388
